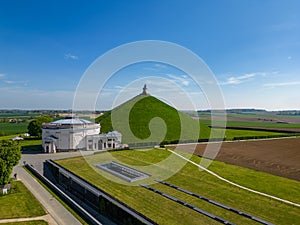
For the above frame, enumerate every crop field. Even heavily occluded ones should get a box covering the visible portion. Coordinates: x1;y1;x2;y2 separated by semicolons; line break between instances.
195;111;300;133
211;128;288;140
0;112;39;118
56;148;300;225
0;122;29;136
202;119;300;129
172;137;300;181
196;112;300;120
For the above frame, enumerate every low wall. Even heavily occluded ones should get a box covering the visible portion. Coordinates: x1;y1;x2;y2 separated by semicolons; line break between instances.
25;163;102;225
46;160;157;225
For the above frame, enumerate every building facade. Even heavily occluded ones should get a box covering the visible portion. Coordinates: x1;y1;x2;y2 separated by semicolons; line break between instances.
42;116;122;153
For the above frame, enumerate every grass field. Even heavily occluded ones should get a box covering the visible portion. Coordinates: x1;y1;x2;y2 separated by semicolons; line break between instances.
0;181;46;219
19;138;43;151
0;135;42;151
56;149;300;225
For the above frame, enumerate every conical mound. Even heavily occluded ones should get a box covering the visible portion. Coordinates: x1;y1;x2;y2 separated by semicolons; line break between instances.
96;94;210;145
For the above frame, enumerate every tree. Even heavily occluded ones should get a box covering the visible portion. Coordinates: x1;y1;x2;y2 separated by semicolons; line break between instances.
0;140;21;185
27;115;52;138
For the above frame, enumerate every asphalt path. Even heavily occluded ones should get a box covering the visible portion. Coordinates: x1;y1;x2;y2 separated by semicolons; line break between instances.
11;151;93;225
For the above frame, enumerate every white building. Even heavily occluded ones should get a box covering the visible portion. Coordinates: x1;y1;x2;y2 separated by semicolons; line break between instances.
42;116;122;153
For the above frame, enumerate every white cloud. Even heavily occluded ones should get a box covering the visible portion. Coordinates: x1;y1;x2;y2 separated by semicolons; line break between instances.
142;63;168;72
264;81;300;87
221;72;267;85
4;80;15;84
64;53;79;60
167;74;190;86
114;85;124;89
3;79;28;86
0;73;6;78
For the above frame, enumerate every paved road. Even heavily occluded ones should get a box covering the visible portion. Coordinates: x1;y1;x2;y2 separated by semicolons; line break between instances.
15;165;82;225
18;151;93;174
12;151;93;225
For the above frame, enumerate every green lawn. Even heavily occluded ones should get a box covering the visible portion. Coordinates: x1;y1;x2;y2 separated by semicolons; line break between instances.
0;181;46;219
56;149;300;225
0;135;17;141
1;221;48;225
0;135;42;151
20;139;43;151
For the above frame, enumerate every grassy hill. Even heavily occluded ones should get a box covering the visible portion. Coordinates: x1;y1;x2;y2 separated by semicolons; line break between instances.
96;94;211;145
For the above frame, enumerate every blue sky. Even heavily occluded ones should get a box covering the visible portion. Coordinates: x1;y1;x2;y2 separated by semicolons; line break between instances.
0;0;299;110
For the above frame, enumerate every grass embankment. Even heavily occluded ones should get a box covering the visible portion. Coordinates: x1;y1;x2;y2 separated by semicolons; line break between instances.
56;149;300;225
0;181;46;219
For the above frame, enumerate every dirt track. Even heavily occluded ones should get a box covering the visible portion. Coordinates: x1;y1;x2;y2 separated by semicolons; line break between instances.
171;137;300;181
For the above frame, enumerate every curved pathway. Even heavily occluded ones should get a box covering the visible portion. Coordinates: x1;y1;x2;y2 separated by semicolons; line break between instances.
9;151;87;225
14;166;83;225
167;149;300;208
0;215;55;224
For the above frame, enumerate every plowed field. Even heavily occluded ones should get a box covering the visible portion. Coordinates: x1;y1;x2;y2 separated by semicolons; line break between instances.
171;137;300;181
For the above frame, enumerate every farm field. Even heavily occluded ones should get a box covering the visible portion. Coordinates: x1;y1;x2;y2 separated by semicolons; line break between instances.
0;122;29;136
56;148;300;225
203;119;300;129
0;181;46;219
172;137;300;181
197;112;300;133
211;128;288;140
0;112;39;118
196;111;300;122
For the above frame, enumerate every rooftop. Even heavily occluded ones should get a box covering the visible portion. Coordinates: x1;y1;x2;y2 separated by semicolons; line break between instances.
51;116;95;125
